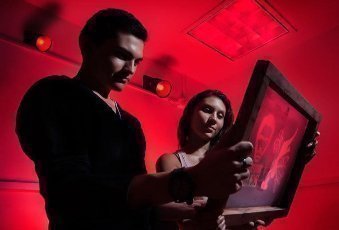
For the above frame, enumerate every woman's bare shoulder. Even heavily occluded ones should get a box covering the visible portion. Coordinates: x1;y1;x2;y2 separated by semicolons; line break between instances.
156;152;182;172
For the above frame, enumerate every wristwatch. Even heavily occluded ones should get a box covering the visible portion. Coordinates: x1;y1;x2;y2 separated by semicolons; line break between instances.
168;168;195;205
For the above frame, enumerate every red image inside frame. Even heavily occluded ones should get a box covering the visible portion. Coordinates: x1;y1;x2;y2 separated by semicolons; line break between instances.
227;86;308;208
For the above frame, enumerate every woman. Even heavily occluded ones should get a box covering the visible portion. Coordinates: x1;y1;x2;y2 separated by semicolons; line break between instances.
155;89;233;230
154;89;319;230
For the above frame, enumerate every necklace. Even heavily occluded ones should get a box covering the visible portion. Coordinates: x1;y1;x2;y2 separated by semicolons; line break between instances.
92;91;122;119
113;100;122;119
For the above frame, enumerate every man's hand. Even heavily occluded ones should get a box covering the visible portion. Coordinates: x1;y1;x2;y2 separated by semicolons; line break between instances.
128;142;252;207
304;131;320;163
189;141;253;199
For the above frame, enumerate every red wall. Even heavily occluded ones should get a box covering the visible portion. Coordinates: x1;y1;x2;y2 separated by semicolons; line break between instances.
1;1;339;229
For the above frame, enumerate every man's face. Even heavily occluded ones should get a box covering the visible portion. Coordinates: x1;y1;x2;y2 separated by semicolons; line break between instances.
89;32;144;92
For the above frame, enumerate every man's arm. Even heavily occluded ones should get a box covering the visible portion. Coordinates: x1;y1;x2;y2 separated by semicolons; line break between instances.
128;142;253;208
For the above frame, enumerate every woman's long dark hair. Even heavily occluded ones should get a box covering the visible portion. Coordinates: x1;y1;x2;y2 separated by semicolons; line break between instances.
177;90;234;149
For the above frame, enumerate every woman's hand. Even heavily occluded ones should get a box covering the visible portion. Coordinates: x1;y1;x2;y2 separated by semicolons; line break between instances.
186;207;225;230
181;215;226;230
226;218;272;230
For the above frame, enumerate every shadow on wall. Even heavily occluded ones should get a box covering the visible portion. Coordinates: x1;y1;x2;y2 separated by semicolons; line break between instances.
22;1;61;39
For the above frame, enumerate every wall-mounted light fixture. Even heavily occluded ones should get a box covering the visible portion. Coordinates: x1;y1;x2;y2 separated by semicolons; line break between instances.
23;31;52;52
143;75;172;98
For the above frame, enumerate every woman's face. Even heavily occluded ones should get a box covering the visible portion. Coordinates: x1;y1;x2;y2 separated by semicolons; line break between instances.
189;96;227;142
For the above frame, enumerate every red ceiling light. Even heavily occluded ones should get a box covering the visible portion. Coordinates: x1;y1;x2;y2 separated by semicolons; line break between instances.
143;75;172;98
188;0;288;60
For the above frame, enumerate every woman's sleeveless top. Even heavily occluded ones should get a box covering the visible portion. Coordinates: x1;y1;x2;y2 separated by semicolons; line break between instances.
174;151;195;168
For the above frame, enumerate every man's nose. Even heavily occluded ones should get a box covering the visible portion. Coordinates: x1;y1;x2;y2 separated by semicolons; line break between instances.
125;60;136;75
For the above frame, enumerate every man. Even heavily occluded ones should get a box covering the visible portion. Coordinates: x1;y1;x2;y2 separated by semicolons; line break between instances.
16;9;253;229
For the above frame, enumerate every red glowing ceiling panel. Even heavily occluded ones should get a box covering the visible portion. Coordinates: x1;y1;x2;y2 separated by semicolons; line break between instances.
188;0;288;60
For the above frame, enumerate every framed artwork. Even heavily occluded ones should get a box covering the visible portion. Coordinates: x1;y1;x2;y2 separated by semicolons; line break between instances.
221;60;321;225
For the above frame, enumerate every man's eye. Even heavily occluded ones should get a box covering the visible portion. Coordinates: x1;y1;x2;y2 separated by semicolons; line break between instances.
116;53;128;61
112;50;129;61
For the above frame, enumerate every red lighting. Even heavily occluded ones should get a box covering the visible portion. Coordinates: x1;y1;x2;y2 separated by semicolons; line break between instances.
156;81;172;98
143;75;172;98
35;35;52;52
188;0;288;60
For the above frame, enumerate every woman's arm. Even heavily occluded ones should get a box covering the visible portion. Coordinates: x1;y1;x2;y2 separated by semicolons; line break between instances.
156;153;181;172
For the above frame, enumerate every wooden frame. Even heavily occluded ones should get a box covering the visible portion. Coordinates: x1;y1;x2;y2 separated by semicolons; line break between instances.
222;60;321;226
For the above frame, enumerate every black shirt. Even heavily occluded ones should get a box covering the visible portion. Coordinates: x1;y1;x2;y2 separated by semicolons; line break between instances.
16;76;150;229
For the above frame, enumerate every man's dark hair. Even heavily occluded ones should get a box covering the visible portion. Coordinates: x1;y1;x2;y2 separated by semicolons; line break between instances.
177;90;234;149
79;8;148;53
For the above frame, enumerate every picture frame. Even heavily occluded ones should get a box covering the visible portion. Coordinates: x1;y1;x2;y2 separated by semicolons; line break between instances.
221;60;321;226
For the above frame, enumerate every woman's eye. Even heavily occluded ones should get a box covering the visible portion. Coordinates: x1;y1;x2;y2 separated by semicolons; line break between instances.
218;114;224;119
202;107;212;113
